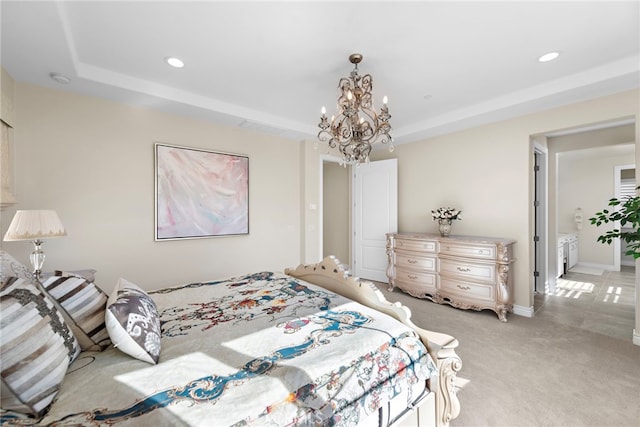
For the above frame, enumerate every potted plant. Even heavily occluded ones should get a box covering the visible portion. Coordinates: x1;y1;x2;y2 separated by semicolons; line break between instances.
589;186;640;259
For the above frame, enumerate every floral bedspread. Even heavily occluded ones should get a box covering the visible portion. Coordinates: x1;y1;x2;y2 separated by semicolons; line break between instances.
4;272;436;426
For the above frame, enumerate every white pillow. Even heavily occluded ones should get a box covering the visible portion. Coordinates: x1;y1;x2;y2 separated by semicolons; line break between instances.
105;278;161;364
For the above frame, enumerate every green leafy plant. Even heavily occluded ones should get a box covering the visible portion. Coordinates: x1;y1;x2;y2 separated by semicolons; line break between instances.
589;187;640;259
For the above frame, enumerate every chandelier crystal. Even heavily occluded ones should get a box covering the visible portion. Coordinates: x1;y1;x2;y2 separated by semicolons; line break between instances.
318;53;393;165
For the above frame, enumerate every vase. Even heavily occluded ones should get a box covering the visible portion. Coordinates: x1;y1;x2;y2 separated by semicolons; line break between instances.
438;219;452;237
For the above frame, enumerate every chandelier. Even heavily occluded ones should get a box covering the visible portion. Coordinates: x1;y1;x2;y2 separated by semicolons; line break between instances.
318;53;393;165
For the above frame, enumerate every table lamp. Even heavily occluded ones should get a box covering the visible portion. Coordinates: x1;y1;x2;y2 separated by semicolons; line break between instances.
3;210;67;278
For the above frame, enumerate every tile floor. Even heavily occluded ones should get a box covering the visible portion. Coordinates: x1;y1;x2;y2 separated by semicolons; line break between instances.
534;266;636;341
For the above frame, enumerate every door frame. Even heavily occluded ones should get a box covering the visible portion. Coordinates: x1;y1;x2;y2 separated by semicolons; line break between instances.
614;163;636;269
533;141;549;296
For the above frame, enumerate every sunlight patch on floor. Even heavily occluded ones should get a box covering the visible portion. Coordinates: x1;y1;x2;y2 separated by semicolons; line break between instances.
603;286;622;304
554;279;594;299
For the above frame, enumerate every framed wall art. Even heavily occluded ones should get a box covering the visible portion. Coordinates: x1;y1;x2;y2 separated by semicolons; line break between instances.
155;143;249;240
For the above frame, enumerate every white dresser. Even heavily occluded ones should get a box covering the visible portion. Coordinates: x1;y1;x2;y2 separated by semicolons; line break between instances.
386;233;516;322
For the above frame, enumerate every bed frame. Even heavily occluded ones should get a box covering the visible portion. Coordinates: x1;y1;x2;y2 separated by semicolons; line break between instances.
285;256;462;427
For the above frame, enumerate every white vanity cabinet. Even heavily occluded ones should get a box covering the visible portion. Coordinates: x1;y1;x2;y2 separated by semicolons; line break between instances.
557;233;579;275
567;235;579;269
386;233;516;322
557;242;565;278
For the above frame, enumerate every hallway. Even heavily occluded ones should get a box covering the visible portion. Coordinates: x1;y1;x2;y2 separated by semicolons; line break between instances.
534;266;636;341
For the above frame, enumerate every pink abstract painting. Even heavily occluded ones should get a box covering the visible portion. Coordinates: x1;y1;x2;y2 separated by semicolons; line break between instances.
155;144;249;240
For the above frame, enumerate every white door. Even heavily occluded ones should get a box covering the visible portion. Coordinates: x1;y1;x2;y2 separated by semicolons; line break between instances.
353;159;398;282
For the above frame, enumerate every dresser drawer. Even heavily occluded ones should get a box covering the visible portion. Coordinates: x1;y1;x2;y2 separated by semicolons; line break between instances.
396;268;437;290
395;268;438;297
396;251;437;272
439;242;496;260
439;277;495;302
394;238;437;253
439;258;496;283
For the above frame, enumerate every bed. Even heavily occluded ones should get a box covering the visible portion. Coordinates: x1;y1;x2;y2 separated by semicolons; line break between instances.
1;254;461;426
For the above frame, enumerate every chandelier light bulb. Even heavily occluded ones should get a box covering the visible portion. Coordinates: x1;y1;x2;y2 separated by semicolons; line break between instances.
321;106;326;115
347;91;353;100
383;96;388;104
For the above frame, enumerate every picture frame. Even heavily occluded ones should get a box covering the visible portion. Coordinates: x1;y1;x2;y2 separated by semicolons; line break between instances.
155;143;249;240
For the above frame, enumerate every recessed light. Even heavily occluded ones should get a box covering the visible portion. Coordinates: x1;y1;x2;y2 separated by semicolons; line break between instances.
165;57;184;68
49;72;71;84
538;52;560;63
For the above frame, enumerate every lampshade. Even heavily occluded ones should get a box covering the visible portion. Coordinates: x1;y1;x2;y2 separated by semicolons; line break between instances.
3;210;67;241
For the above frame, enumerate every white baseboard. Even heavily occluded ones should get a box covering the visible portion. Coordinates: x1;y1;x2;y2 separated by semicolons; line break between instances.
634;329;640;346
575;261;617;272
513;304;534;318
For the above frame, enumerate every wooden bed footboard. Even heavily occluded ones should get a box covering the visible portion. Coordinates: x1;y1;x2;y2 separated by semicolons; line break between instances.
285;256;462;427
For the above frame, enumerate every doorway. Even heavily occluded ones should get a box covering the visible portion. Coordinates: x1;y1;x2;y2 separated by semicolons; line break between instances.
320;157;398;282
535;120;637;344
321;157;350;264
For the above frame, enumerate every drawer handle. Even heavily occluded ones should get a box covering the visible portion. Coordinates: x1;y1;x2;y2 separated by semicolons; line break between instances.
408;259;417;264
457;267;471;272
457;285;471;291
408;274;418;280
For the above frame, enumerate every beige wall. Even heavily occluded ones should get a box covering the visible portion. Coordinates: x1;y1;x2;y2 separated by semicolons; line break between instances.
0;82;302;293
4;76;638;319
368;89;639;311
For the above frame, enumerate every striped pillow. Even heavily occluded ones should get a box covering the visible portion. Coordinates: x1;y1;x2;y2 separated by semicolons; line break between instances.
0;277;80;416
41;274;111;351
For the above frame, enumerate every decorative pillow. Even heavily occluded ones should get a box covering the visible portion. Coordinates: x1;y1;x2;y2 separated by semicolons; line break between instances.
105;278;161;364
0;277;80;416
0;251;36;287
40;268;97;283
41;273;111;351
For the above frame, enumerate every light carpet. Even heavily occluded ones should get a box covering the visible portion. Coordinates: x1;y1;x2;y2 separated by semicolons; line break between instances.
375;282;640;427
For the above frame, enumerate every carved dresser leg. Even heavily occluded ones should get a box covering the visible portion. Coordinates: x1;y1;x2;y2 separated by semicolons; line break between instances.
386;233;396;291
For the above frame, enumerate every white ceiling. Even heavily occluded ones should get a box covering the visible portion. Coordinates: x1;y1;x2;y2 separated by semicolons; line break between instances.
2;1;639;145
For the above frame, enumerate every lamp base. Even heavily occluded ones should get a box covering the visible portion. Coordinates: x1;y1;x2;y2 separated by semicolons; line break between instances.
30;239;45;279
